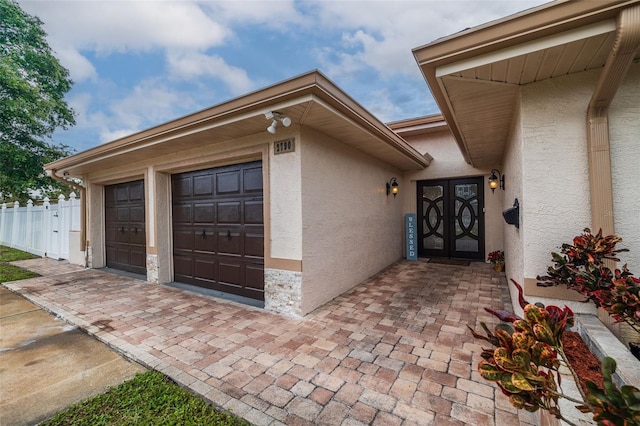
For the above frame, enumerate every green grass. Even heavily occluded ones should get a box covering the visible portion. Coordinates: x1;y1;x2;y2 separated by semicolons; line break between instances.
0;247;248;425
42;371;251;426
0;245;40;282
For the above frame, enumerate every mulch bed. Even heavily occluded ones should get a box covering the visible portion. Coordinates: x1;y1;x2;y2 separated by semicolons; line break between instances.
562;331;604;394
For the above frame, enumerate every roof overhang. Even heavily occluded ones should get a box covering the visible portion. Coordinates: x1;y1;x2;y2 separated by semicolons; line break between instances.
46;70;430;177
413;0;640;168
387;114;449;138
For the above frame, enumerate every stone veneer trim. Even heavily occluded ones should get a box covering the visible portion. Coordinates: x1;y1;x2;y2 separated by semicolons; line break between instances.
264;268;302;317
146;254;159;284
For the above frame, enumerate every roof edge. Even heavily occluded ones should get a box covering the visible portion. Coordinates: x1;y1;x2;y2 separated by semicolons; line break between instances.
413;0;639;68
47;70;430;172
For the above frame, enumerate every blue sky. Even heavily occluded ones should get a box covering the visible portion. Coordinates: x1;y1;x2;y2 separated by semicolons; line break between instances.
19;0;549;153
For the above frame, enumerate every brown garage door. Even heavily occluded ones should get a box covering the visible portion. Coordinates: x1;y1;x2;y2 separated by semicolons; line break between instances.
172;161;264;300
105;180;146;275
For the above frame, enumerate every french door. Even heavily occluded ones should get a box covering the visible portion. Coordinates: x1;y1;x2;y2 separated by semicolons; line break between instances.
417;177;485;260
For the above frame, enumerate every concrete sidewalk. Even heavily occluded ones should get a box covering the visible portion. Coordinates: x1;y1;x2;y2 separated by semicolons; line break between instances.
4;257;540;425
0;285;145;425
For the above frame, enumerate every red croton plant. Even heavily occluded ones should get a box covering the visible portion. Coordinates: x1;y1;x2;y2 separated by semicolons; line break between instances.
470;229;640;425
537;228;640;336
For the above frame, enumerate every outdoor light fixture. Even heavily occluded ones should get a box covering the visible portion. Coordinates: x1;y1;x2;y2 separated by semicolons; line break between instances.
265;111;292;134
488;169;505;193
386;177;399;197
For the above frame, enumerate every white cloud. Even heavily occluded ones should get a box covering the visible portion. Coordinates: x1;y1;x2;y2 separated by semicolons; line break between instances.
203;0;306;29
100;128;141;143
66;80;197;144
19;1;230;54
308;1;551;78
166;51;253;95
53;46;97;82
110;79;195;130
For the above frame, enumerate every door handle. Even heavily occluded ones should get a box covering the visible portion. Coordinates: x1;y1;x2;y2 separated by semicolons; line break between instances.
201;229;207;239
120;226;125;234
226;230;232;241
133;227;138;235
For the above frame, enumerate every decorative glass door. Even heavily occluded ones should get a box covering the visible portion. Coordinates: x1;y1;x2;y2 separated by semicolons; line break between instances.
417;177;484;260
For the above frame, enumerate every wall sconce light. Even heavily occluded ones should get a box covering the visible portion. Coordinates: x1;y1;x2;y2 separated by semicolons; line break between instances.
488;169;505;193
386;177;399;197
265;111;292;134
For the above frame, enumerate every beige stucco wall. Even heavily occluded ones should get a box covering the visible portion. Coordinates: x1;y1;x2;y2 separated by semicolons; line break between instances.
268;131;303;262
506;64;639;313
520;70;595;285
299;127;403;315
501;100;525;313
402;130;505;258
609;62;640;267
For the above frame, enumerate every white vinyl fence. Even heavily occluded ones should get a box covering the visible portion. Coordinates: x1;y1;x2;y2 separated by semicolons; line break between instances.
0;193;81;260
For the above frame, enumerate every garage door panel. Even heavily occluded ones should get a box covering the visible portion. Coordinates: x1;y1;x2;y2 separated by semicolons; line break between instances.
194;203;215;223
172;177;192;198
172;161;264;301
105;226;118;243
219;262;241;285
116;187;129;202
193;175;214;196
244;201;263;224
173;204;192;224
129;182;144;201
217;231;241;255
174;259;193;282
129;206;145;222
117;228;129;243
216;170;240;195
194;229;215;252
116;247;130;264
195;259;217;281
117;206;129;222
244;233;264;257
245;265;265;289
243;168;263;192
173;229;194;251
129;249;146;269
106;246;117;262
217;202;241;224
129;226;145;245
105;207;117;222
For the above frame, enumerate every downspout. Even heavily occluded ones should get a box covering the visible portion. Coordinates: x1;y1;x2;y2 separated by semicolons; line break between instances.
586;5;640;237
45;169;87;259
587;5;640;335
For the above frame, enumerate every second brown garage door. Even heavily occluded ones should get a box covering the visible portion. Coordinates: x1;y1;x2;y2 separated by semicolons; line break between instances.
171;161;264;300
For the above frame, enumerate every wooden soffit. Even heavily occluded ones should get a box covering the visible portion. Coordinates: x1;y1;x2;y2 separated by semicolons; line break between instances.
413;0;640;168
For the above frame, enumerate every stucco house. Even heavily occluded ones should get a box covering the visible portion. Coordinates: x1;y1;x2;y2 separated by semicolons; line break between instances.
46;0;639;318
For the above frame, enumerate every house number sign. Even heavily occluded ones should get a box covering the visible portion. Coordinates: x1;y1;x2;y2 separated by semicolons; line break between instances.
405;213;417;260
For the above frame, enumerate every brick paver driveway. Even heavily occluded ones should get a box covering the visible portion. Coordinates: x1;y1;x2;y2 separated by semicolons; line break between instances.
5;258;537;425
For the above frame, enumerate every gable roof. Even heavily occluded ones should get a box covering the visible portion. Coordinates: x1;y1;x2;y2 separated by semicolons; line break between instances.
46;70;431;177
413;0;640;167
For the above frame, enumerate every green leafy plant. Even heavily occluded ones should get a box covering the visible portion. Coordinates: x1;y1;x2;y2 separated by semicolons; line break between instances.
471;280;640;426
579;357;640;425
537;228;640;335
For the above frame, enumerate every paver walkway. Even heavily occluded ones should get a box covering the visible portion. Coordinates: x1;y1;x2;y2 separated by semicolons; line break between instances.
4;258;538;425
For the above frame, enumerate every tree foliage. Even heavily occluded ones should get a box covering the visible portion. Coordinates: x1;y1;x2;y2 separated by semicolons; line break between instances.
0;0;76;202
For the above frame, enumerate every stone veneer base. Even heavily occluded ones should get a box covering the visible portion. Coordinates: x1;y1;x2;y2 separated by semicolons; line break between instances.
264;268;302;317
146;254;159;284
